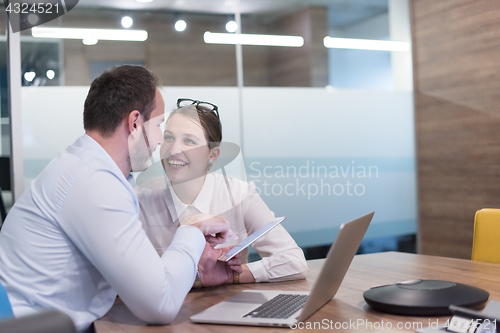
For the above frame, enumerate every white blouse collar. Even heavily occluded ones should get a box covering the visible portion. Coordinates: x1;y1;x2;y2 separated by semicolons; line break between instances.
164;173;214;223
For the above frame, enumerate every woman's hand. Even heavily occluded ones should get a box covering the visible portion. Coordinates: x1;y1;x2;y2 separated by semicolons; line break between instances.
181;213;237;245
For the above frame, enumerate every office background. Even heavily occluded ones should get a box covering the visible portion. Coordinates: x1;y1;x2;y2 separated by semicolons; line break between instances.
1;0;491;260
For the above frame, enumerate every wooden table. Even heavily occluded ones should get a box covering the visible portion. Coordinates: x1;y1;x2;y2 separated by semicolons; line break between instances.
95;252;500;332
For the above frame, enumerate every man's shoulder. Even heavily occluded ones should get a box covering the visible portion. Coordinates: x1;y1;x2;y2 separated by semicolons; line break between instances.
64;135;117;171
34;136;123;193
12;137;128;223
49;141;111;176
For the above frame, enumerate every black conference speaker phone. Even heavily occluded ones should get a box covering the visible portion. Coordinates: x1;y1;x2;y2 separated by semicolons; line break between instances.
363;279;489;316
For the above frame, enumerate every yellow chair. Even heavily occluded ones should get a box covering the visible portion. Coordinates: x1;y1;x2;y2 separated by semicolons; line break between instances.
471;208;500;263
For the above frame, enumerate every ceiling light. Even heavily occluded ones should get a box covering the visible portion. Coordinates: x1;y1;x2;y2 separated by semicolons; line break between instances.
204;32;304;47
136;0;153;2
32;27;148;42
46;70;55;80
323;37;410;52
27;14;38;25
121;16;133;28
175;19;186;32
82;38;98;45
225;20;237;33
24;72;36;82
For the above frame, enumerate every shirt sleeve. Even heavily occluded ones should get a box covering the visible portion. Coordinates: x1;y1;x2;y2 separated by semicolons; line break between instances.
242;182;308;283
59;170;205;324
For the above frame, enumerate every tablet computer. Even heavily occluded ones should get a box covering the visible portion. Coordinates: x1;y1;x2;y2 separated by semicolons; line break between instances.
217;217;285;262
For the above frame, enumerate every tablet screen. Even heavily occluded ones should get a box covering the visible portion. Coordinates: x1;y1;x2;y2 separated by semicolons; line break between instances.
217;217;285;262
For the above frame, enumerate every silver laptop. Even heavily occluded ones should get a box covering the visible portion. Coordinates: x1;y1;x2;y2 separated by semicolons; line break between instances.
190;212;374;327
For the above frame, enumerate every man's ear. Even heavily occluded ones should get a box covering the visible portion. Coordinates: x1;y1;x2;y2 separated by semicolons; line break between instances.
127;110;141;134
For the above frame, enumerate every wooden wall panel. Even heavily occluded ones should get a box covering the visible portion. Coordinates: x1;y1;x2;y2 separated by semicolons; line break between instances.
413;0;500;258
412;0;476;19
267;7;328;87
309;7;329;87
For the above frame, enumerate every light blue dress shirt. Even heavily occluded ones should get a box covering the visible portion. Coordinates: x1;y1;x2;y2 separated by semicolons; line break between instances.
0;134;205;332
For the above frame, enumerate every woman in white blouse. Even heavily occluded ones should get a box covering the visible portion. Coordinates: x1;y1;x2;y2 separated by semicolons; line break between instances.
136;98;308;285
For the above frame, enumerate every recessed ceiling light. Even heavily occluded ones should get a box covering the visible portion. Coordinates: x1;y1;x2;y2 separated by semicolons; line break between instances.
225;20;237;33
46;70;55;80
82;38;98;45
175;20;186;32
136;0;153;2
121;16;133;28
28;14;39;25
24;71;36;82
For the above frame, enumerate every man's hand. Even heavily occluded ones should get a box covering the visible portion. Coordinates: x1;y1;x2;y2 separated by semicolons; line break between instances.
181;213;237;245
198;243;243;287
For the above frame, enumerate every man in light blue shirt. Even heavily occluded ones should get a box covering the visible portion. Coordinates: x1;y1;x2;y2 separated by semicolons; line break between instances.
0;65;241;332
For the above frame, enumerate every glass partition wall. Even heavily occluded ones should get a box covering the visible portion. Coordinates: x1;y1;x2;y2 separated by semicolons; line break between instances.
7;0;416;255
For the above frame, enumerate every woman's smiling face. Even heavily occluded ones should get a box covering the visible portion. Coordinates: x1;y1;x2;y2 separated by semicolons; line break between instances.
160;113;212;184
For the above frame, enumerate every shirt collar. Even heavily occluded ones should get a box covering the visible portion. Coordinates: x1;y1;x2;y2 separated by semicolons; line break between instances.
164;173;214;223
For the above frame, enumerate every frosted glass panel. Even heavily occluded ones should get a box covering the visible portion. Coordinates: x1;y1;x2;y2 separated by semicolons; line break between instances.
21;86;415;248
242;88;416;246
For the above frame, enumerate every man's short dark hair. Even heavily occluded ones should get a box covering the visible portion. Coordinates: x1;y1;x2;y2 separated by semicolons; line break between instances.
83;65;161;137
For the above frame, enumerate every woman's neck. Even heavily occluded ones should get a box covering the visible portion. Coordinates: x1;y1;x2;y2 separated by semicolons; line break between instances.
171;175;206;205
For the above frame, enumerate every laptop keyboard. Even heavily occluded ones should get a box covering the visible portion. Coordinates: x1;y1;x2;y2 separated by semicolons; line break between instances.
244;294;308;319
